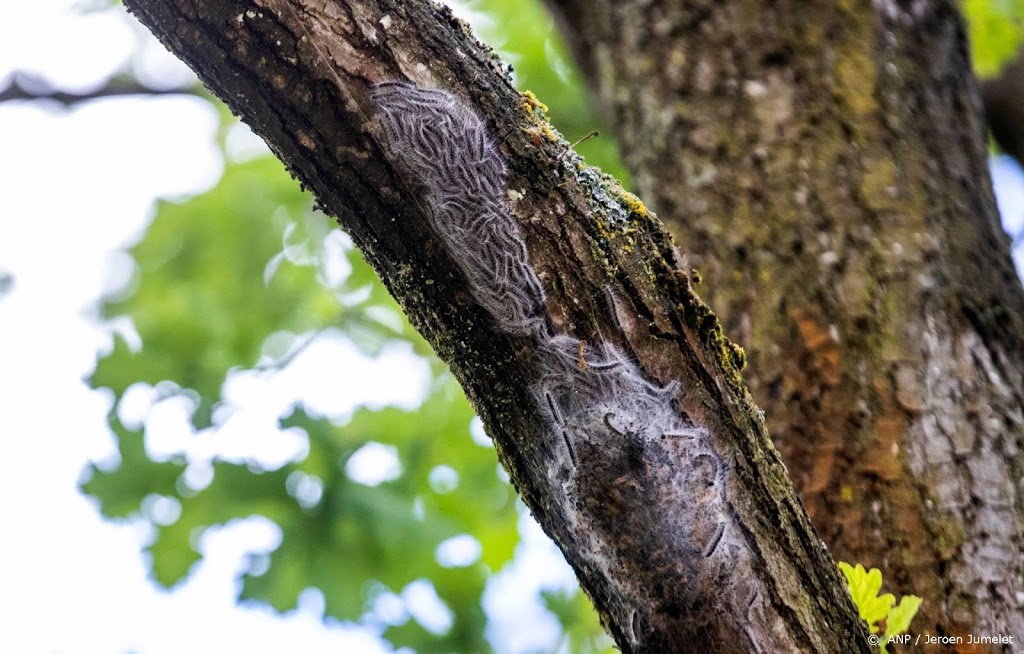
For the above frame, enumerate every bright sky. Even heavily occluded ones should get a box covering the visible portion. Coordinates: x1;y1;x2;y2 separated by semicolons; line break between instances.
1;3;1022;654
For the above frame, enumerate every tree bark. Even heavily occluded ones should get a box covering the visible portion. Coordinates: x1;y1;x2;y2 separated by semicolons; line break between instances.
122;0;872;651
544;0;1024;648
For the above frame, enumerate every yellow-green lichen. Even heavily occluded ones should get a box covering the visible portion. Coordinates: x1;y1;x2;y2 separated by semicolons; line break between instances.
860;156;898;210
618;190;650;218
520;89;549;117
835;50;877;118
729;342;747;370
683;295;748;391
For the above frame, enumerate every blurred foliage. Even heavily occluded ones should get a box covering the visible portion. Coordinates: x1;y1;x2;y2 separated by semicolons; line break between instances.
83;150;526;651
541;588;617;654
84;0;618;652
964;0;1024;77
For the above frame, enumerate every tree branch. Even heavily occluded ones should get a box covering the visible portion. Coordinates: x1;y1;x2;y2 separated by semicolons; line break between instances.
0;72;203;105
120;0;871;651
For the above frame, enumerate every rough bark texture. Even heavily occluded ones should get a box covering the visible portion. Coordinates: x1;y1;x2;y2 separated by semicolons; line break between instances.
545;0;1024;649
122;0;874;651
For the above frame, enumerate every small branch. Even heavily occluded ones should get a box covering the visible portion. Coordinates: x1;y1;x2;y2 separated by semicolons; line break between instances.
0;73;203;105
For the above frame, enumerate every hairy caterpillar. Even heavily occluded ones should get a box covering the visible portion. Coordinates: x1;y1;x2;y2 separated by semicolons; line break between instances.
371;82;548;335
371;82;759;643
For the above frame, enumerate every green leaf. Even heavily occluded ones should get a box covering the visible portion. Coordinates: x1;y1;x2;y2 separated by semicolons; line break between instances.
839;562;894;632
80;412;185;520
148;510;202;587
963;0;1024;77
884;594;923;639
839;561;922;651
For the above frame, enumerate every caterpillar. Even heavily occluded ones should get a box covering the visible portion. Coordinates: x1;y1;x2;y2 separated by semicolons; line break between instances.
371;82;548;335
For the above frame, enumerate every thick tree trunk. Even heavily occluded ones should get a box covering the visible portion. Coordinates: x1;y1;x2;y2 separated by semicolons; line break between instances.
122;0;872;651
545;0;1024;648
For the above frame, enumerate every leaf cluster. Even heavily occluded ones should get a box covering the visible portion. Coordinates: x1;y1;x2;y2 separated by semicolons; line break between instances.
81;150;524;650
963;0;1024;77
839;562;922;653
